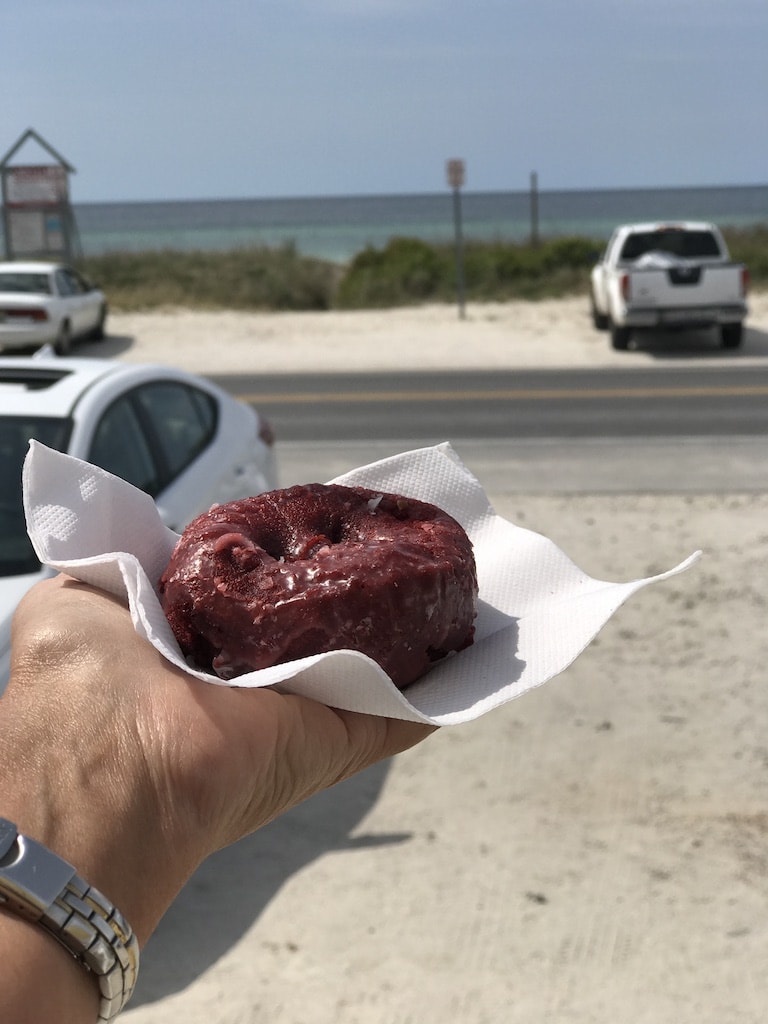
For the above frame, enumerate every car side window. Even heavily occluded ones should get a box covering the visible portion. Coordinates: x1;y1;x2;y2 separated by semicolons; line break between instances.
132;382;217;479
88;396;160;495
54;269;72;296
64;269;87;295
67;269;89;294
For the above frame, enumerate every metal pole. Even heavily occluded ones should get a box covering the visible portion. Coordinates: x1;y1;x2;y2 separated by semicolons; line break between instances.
446;159;467;319
452;185;466;319
530;171;539;247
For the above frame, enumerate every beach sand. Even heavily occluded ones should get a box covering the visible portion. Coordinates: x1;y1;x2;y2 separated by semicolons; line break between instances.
106;291;768;374
114;296;768;1024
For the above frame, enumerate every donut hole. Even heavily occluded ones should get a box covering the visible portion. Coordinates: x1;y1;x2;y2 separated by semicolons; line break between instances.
248;526;286;562
290;514;348;559
329;517;346;544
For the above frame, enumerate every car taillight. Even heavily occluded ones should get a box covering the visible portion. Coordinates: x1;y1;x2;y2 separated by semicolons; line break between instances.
1;307;49;321
620;272;631;302
258;414;275;448
741;267;750;296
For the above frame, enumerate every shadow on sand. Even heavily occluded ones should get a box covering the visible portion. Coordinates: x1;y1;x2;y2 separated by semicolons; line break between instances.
130;757;406;1006
0;333;136;360
621;322;768;360
77;333;136;359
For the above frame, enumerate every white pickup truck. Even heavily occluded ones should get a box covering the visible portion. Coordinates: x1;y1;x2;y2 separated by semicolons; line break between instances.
590;221;749;350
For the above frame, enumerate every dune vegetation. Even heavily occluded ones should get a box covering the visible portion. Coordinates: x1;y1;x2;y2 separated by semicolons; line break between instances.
80;225;768;313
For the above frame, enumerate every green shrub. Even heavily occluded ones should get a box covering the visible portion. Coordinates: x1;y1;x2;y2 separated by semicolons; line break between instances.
457;236;600;300
334;234;604;308
723;225;768;285
334;238;450;308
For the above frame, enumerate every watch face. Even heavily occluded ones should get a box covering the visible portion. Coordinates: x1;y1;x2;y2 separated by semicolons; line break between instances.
0;819;18;863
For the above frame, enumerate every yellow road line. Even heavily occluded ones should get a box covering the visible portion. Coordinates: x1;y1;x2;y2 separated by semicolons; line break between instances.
237;384;768;404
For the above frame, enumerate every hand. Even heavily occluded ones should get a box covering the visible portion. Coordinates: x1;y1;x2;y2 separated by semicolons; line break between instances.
0;574;434;1021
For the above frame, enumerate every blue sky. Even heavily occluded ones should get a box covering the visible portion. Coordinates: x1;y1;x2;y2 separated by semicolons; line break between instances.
3;0;766;202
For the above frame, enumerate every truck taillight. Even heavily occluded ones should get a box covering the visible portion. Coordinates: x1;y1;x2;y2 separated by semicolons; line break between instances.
620;272;631;302
741;267;750;296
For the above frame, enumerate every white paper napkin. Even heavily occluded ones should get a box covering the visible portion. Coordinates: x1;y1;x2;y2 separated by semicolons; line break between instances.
22;441;700;726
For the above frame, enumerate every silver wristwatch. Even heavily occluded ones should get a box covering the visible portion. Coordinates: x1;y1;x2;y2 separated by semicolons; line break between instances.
0;817;140;1021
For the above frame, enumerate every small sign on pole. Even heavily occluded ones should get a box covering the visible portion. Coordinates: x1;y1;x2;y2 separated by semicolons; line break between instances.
446;159;466;319
446;158;465;190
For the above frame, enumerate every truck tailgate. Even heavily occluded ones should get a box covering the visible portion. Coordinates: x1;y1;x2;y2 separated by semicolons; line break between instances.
627;263;746;308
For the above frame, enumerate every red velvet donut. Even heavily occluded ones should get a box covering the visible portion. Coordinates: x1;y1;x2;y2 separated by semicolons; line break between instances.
159;482;478;689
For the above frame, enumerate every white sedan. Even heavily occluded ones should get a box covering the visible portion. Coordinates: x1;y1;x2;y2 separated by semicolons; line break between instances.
0;354;278;688
0;261;108;354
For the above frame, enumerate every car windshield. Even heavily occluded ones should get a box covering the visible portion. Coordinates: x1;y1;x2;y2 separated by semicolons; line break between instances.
0;416;72;576
0;272;52;295
619;230;722;261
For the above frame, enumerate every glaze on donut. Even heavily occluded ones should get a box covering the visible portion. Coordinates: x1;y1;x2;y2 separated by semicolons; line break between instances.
159;483;477;689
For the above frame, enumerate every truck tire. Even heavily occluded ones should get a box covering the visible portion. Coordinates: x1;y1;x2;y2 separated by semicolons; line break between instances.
721;323;743;349
610;323;631;351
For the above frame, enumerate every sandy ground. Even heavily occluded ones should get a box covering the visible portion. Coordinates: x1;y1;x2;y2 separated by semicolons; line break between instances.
104;292;768;375
114;296;768;1024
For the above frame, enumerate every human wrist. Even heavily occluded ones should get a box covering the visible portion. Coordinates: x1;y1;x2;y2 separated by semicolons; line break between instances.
0;817;140;1021
0;682;193;949
0;908;100;1023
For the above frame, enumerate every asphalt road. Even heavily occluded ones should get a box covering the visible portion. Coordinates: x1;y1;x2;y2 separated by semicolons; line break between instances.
212;365;768;442
210;364;768;494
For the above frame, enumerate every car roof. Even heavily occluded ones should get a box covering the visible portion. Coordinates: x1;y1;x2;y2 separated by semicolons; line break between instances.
0;261;62;274
0;356;185;416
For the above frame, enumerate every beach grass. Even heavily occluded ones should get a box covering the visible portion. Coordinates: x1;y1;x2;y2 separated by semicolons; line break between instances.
82;243;342;312
80;226;767;312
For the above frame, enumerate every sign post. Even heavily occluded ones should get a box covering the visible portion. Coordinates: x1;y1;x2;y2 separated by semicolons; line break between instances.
446;158;466;319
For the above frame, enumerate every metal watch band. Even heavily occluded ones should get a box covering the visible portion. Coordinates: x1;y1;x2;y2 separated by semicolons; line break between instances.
0;818;140;1021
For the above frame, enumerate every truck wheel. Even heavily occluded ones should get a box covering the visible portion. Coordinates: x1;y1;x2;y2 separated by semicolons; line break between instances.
590;293;609;331
721;323;743;349
610;324;631;351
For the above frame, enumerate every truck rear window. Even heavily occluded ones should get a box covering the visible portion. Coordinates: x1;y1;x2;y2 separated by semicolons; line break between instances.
620;230;721;261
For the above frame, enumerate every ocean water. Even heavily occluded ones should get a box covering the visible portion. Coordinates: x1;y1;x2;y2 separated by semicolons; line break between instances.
71;184;767;264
